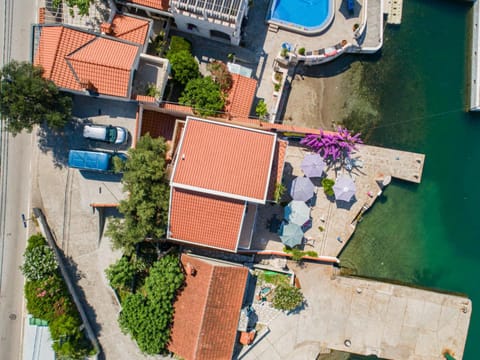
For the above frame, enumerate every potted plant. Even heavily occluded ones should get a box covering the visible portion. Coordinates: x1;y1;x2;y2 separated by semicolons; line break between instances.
280;47;289;58
353;23;360;32
298;47;305;56
274;83;281;92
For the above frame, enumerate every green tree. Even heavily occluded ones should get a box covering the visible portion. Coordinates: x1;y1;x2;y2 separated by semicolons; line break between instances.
167;50;200;86
118;254;184;354
180;76;225;117
106;134;170;254
0;61;72;135
272;284;304;311
20;245;57;281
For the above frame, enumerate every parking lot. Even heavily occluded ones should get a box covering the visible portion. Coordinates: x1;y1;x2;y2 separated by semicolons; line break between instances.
32;95;156;359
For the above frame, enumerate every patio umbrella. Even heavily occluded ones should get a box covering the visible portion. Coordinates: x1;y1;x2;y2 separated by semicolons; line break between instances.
280;223;304;248
284;200;310;226
290;176;315;202
333;175;356;202
301;154;326;178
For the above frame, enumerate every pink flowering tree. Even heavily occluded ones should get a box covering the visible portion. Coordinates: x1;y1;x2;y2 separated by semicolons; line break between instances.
300;127;363;165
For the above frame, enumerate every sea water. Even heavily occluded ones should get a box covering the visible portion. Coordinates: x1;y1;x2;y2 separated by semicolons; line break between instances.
339;0;480;358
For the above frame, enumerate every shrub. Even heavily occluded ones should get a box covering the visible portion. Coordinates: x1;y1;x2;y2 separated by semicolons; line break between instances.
321;178;335;197
273;182;286;203
272;284;304;311
21;245;57;281
207;61;233;92
105;257;137;291
298;47;305;55
168;36;192;54
118;254;185;355
26;233;47;250
256;99;268;119
145;83;160;98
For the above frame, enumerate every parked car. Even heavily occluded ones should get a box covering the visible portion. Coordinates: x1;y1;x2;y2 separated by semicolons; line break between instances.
68;150;127;172
83;124;128;144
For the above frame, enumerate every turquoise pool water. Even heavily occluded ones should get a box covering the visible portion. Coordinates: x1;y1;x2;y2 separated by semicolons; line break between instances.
270;0;333;31
338;0;480;358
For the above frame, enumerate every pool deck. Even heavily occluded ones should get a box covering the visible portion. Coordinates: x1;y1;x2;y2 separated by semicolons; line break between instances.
250;144;425;258
241;263;471;360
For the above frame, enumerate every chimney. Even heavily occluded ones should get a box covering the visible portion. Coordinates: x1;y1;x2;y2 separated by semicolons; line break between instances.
100;23;113;35
185;262;196;276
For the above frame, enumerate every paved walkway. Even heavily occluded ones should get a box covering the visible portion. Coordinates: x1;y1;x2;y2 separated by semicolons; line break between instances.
251;143;425;258
243;263;471;360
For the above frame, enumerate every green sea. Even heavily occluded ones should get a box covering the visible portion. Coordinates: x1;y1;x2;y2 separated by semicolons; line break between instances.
338;0;479;358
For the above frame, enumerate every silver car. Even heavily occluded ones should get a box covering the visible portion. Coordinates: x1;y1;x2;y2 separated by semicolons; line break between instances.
83;124;128;144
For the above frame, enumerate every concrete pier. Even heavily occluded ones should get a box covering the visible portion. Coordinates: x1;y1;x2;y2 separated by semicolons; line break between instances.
470;0;480;111
243;263;472;360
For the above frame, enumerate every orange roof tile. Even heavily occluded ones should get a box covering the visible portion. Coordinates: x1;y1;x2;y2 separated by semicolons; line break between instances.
128;0;169;11
267;139;288;200
66;37;138;97
34;25;140;98
168;188;245;251
35;26;95;90
172;118;276;202
109;14;150;45
226;74;257;119
169;254;248;360
161;102;195;115
140;109;176;141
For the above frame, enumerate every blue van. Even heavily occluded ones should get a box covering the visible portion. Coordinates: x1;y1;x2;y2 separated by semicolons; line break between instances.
68;150;127;172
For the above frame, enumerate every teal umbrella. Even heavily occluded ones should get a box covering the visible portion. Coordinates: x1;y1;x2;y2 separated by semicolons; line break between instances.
284;200;310;226
280;223;304;248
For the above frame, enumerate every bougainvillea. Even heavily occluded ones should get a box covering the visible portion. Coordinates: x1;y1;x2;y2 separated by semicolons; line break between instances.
300;127;362;163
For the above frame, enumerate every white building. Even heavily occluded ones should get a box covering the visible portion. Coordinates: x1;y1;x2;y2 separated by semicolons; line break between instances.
169;0;248;45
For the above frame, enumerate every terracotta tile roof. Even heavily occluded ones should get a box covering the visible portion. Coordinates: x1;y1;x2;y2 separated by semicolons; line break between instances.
161;102;195;115
168;188;245;252
66;37;139;97
127;0;170;11
169;254;248;360
172;118;277;202
108;14;150;45
135;95;156;103
226;74;257;119
35;26;95;90
267;139;288;200
38;7;45;24
140;109;176;141
34;25;140;98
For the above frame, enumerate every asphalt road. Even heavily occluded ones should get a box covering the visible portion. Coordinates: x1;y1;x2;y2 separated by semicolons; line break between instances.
0;0;38;358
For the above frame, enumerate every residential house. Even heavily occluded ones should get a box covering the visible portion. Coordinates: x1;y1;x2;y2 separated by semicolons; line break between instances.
169;253;249;360
33;14;170;100
169;0;249;45
117;0;249;45
167;116;287;252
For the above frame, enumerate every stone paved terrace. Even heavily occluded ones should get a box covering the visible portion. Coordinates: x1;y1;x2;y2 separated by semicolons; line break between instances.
250;144;425;258
242;263;471;360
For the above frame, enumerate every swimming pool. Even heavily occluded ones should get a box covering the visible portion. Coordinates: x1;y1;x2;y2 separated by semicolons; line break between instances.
269;0;334;34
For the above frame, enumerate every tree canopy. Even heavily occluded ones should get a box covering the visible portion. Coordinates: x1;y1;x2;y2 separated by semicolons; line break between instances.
180;76;225;117
0;61;72;135
106;134;170;254
118;254;185;354
167;50;200;86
